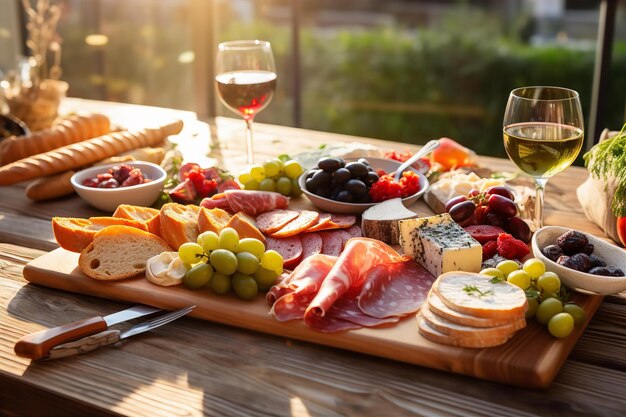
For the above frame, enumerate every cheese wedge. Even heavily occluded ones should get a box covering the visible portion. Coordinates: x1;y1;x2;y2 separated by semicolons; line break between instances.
361;198;418;244
399;213;482;277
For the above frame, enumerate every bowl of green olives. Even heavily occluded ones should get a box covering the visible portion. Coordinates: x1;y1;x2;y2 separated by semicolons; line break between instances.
298;156;428;214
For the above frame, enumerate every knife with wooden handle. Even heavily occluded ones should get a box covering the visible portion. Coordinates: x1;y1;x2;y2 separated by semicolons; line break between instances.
14;305;160;360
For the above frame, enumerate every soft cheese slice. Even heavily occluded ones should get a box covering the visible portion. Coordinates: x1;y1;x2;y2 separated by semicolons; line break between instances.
361;198;418;244
399;213;482;277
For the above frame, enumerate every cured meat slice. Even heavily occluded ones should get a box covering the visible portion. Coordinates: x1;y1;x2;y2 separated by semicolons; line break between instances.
320;231;343;256
270;255;337;321
301;233;323;260
344;224;362;238
328;297;399;327
304;238;409;330
265;236;303;270
270;210;320;238
358;261;435;319
304;213;332;232
336;230;353;248
200;190;289;216
306;214;356;232
256;209;299;234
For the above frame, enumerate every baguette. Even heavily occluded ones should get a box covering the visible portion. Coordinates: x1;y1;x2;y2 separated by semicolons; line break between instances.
25;170;76;201
0;113;111;165
0;119;183;185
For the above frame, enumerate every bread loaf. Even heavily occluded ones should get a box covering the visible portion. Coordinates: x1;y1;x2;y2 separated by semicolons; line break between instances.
25;170;76;201
0;113;111;165
52;216;149;253
0;119;183;185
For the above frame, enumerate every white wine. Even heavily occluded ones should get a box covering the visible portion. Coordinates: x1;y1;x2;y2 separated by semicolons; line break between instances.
503;122;583;178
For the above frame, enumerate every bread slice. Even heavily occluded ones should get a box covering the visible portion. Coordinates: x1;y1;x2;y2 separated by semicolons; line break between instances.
197;207;231;234
426;291;523;328
433;272;527;319
159;203;200;249
417;313;511;349
78;225;171;280
113;204;161;236
224;212;265;244
52;216;148;253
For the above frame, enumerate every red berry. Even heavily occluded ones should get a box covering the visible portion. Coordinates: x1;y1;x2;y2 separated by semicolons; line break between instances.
482;240;498;260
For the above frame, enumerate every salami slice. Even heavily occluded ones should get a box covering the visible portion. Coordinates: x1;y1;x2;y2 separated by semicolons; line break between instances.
304;213;332;232
327;296;399;327
320;231;343;256
335;230;353;249
256;209;299;234
270;210;320;238
301;233;323;260
306;214;356;232
358;261;435;319
344;225;362;238
265;236;303;269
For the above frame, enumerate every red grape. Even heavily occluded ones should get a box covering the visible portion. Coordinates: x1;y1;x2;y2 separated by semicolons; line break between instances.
473;205;489;225
485;212;505;228
445;195;468;213
505;216;532;243
449;201;476;222
487;194;517;218
468;189;481;197
486;186;514;201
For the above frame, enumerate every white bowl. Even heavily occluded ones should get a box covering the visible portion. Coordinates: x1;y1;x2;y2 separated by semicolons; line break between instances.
298;157;429;215
532;226;626;295
71;162;166;212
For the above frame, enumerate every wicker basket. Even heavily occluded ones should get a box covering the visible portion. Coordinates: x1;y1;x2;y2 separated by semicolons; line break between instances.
6;79;68;131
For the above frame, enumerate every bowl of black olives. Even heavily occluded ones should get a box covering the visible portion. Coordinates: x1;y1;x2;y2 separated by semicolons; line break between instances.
298;156;428;214
532;226;626;295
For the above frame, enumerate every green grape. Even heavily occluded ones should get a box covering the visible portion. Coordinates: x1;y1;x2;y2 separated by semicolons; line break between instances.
197;231;219;253
244;179;260;190
236;252;260;275
526;297;539;318
218;227;239;251
210;272;231;295
270;158;285;175
183;263;213;289
232;273;259;300
284;160;304;179
249;165;266;182
496;260;520;278
507;270;531;290
290;178;302;197
238;171;252;184
276;176;292;196
263;160;281;178
523;258;546;279
548;312;574;338
564;304;586;326
254;266;279;290
537;271;561;294
178;242;205;265
259;178;277;192
536;298;563;325
479;268;504;280
209;249;238;275
261;250;283;273
235;238;265;258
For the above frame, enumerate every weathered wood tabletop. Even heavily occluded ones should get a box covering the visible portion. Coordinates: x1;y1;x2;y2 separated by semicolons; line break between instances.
1;99;625;417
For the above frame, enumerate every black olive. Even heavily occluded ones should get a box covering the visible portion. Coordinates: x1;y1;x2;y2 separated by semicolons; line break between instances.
305;178;317;192
336;190;355;203
542;245;563;262
365;171;379;186
357;158;371;166
344;179;367;196
317;157;342;172
345;162;368;179
315;184;331;198
332;168;351;185
589;266;625;277
311;170;332;187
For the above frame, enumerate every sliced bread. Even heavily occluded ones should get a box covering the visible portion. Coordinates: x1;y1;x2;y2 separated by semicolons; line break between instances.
52;216;148;253
78;225;171;280
417;313;511;349
224;212;265;243
113;204;161;235
160;203;200;249
197;207;231;234
426;291;523;328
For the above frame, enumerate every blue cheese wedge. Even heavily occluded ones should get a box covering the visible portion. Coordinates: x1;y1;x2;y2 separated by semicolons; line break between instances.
399;213;482;277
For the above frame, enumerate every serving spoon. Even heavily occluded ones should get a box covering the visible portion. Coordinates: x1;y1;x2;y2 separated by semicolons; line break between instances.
394;139;440;182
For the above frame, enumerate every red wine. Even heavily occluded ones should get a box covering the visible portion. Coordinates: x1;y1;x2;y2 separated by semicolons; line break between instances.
216;70;277;119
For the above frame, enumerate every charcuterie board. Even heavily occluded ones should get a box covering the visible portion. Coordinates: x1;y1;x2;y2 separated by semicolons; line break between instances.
23;248;603;388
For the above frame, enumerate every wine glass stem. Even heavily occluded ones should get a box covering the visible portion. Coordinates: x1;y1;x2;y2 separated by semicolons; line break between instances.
534;177;548;230
244;118;254;164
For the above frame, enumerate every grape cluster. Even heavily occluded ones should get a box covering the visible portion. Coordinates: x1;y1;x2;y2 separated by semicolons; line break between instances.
239;157;304;197
305;157;379;203
177;227;283;300
445;186;531;243
480;258;585;338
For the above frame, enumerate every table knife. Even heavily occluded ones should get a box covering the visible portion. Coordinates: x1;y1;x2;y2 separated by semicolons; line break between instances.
14;305;160;360
46;305;195;360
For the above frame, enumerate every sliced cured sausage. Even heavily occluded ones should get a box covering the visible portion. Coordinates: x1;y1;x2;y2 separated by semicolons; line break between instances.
265;236;303;270
301;233;323;260
305;213;332;232
256;209;299;234
358;261;435;319
200;190;289;216
306;213;356;232
271;210;320;238
320;231;343;256
344;224;362;238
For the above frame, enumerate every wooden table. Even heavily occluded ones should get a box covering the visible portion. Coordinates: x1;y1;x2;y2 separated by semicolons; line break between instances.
1;99;625;417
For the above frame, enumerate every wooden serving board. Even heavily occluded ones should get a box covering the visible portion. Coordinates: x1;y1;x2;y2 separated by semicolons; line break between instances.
23;248;603;388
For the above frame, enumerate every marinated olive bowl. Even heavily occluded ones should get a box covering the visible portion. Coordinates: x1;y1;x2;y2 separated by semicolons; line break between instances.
532;226;626;295
71;162;166;212
298;157;429;215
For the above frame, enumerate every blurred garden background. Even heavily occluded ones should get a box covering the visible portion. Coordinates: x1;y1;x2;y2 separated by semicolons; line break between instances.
1;0;625;157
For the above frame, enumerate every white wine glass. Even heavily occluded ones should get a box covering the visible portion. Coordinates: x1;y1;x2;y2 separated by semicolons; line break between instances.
215;40;277;164
503;86;584;230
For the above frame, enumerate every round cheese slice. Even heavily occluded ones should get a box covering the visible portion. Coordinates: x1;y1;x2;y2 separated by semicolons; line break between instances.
417;313;510;349
427;291;523;328
432;272;527;319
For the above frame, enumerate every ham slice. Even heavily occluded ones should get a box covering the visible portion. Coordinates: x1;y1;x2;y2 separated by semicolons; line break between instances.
303;238;409;330
358;261;435;318
200;190;289;216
